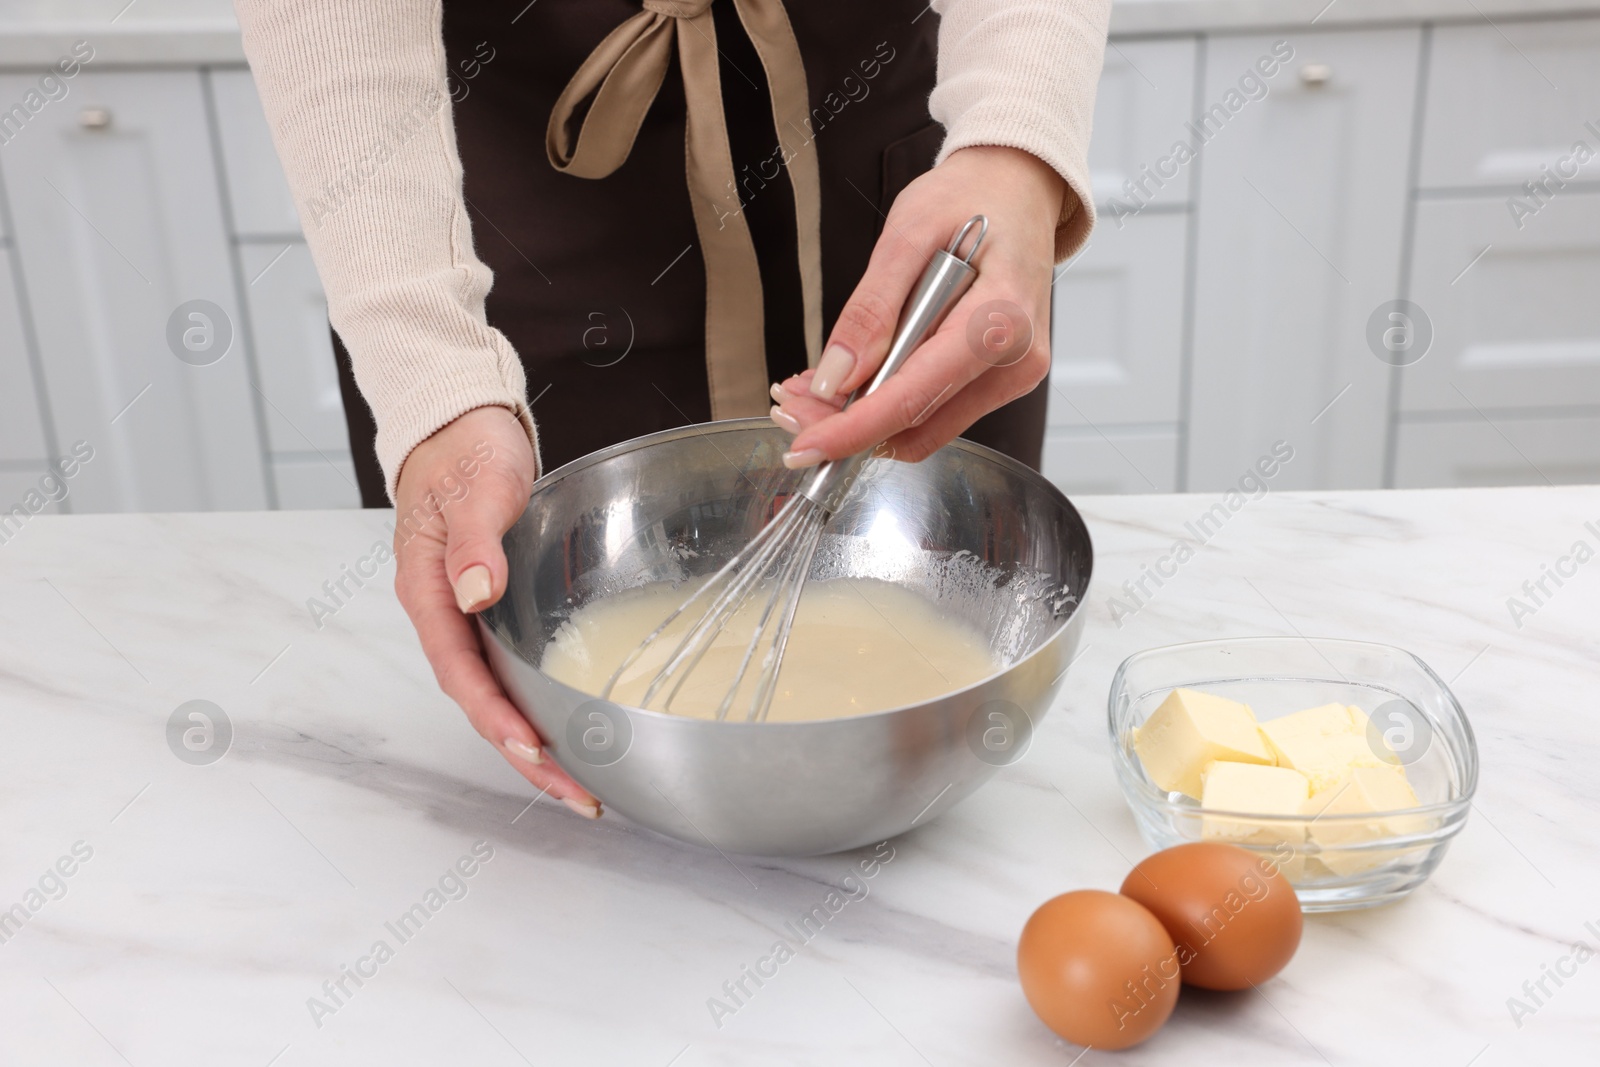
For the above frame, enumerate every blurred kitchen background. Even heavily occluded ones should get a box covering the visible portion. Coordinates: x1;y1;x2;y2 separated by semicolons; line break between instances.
1;0;1598;513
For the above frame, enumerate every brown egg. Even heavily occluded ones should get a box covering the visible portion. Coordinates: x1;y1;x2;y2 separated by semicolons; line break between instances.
1121;843;1302;991
1017;890;1181;1050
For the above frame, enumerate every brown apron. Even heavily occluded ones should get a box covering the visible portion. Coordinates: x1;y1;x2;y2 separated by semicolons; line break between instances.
334;0;1048;507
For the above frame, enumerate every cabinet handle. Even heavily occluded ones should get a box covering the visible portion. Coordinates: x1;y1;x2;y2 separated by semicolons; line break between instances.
1298;64;1333;88
78;107;112;130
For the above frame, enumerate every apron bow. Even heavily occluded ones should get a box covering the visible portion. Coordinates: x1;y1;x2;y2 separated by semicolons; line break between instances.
546;0;824;418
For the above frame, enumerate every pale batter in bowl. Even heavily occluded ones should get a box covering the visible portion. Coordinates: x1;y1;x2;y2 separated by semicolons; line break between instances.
540;577;998;722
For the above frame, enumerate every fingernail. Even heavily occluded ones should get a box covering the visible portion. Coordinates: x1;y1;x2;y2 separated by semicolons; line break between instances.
770;382;788;403
563;796;602;819
454;564;492;612
504;737;545;765
810;344;854;400
770;405;801;434
782;448;826;469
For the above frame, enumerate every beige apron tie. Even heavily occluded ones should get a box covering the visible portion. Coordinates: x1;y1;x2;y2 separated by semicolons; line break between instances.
546;0;824;419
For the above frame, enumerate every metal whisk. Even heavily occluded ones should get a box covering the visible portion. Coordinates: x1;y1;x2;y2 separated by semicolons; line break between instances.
602;216;989;721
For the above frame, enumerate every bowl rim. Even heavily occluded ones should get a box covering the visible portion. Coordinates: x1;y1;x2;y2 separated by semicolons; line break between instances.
486;418;1095;729
1106;635;1480;824
523;416;1067;497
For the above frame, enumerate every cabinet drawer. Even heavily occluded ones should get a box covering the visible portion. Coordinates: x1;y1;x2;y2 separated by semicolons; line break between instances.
0;257;48;463
1040;426;1179;495
1090;38;1197;210
210;68;302;238
1402;193;1600;414
1048;209;1186;428
241;241;347;453
1393;414;1600;487
1420;20;1600;190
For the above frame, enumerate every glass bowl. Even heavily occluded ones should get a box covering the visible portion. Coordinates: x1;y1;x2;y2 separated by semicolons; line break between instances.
1107;637;1477;912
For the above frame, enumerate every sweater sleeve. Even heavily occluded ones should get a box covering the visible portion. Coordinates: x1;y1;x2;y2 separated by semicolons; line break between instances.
929;0;1110;263
234;0;538;502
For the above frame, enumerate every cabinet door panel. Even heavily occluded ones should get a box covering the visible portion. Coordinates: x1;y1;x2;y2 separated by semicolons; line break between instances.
1049;210;1186;429
0;257;48;462
210;68;302;238
0;70;267;512
1187;30;1419;491
1041;427;1179;496
1394;415;1600;487
241;241;346;453
1420;21;1600;190
1090;39;1198;210
1403;194;1600;413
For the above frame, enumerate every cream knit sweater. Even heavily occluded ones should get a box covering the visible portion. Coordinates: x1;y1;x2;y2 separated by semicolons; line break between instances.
235;0;1110;499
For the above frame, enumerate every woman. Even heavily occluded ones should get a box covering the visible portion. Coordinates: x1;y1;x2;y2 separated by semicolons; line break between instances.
238;0;1108;818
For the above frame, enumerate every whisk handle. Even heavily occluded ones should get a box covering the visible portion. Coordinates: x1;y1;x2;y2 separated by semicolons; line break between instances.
798;215;987;513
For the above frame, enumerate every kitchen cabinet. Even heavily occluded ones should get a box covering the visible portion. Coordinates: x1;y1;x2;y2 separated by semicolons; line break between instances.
1186;29;1421;493
271;454;361;509
1393;414;1600;487
209;67;301;238
1087;38;1197;210
1048;210;1188;430
0;256;49;466
1040;426;1180;495
213;69;357;508
1420;21;1600;190
1047;37;1194;495
238;243;350;450
238;241;359;508
1402;193;1600;416
1388;21;1600;489
0;472;62;520
1049;32;1194;495
0;69;270;513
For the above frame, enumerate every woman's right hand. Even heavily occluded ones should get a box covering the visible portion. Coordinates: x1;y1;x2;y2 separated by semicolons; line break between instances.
392;406;602;819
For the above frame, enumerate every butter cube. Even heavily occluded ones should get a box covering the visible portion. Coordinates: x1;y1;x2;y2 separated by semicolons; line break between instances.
1134;688;1273;799
1259;703;1397;793
1200;761;1310;846
1303;765;1426;875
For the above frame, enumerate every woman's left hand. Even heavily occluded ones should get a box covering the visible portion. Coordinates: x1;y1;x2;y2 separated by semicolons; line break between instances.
770;145;1066;465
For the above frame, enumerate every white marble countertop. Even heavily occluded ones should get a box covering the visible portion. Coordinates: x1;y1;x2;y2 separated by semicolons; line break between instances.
1;483;1596;1065
3;0;1599;67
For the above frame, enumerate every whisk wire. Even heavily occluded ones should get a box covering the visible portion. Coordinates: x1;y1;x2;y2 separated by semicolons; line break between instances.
600;493;803;702
708;503;821;720
655;499;809;713
746;509;826;721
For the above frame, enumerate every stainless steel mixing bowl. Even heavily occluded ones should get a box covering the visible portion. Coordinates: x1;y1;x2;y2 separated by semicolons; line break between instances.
479;419;1093;856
